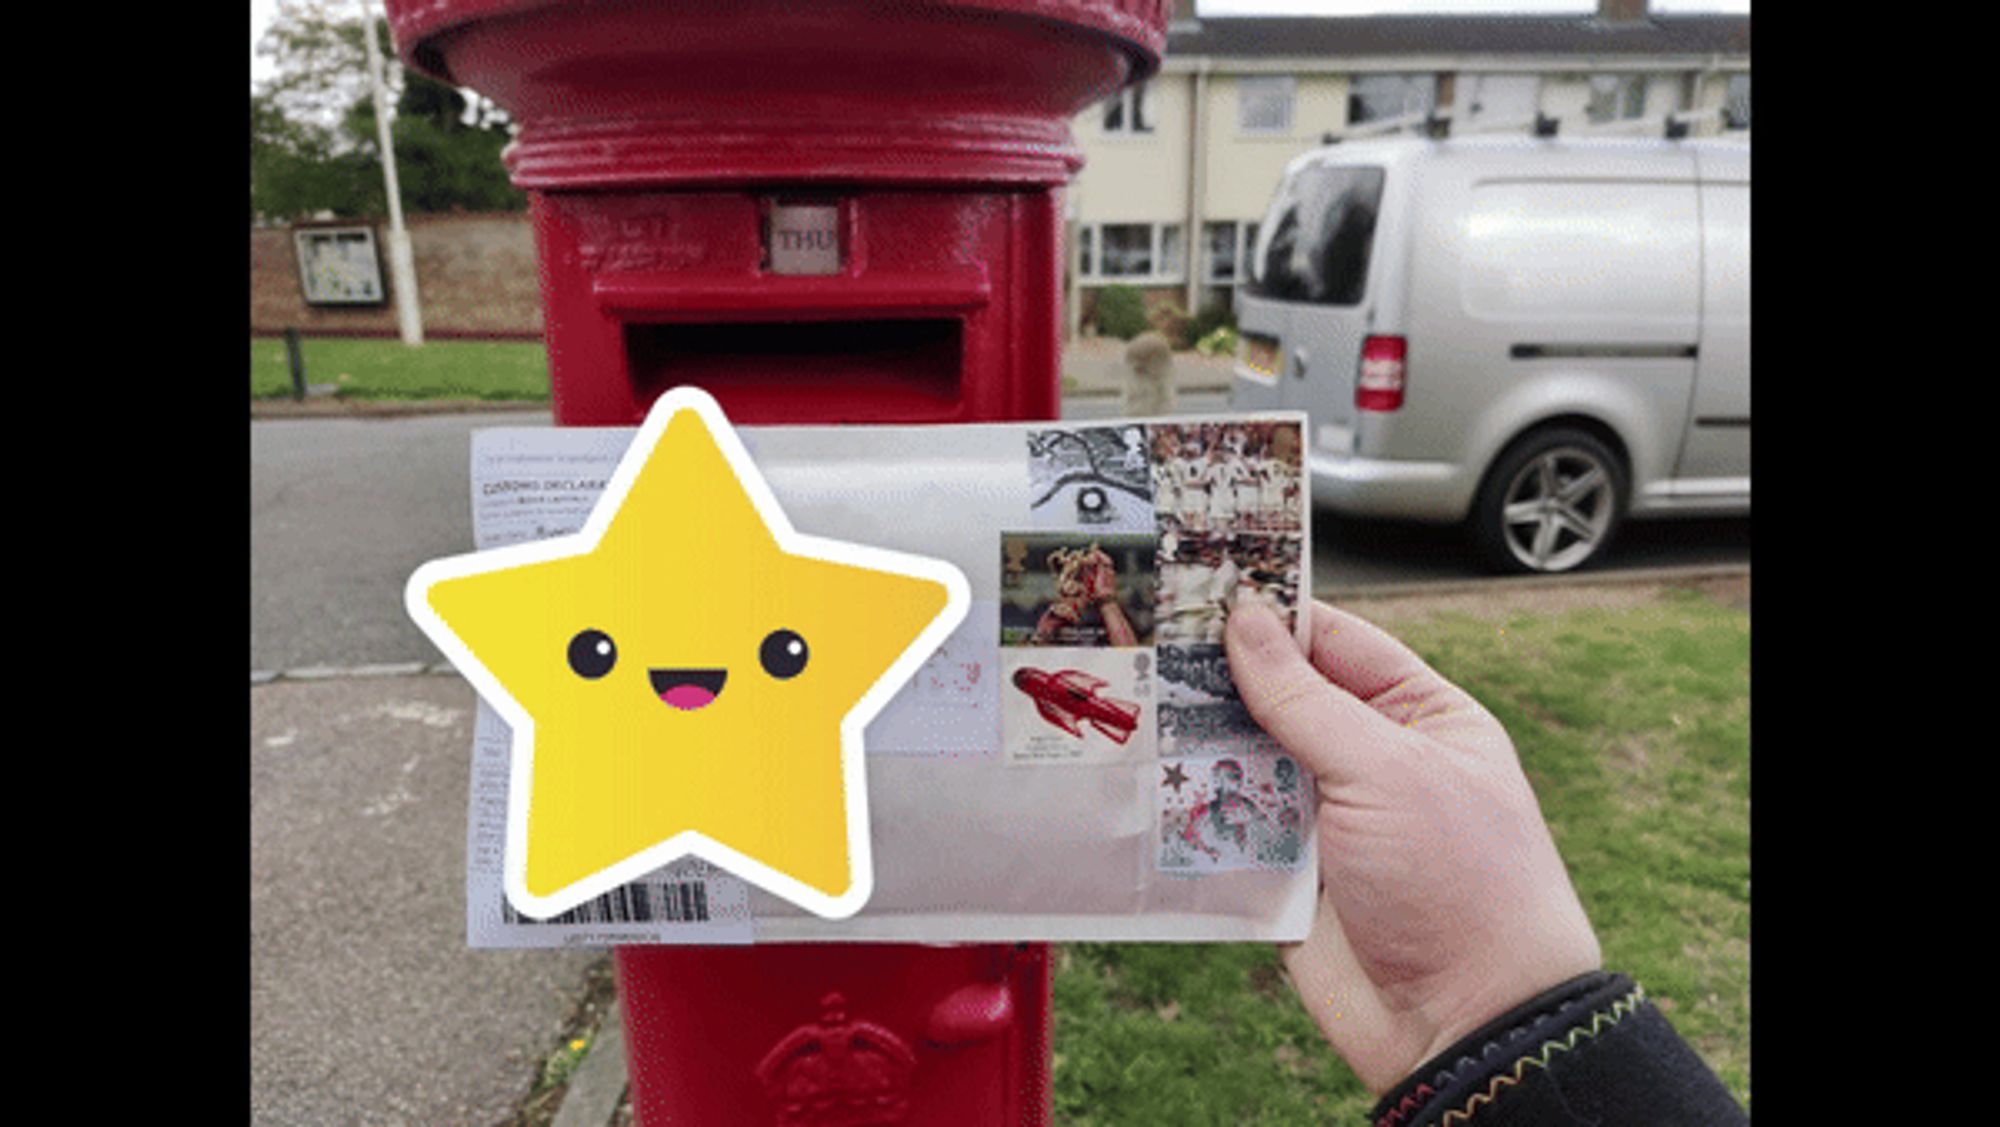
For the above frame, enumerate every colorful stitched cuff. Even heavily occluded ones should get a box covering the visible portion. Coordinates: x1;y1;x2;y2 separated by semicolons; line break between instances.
1369;971;1630;1127
1370;969;1748;1126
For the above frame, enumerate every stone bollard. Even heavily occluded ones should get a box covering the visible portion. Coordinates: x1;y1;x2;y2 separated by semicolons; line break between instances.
1122;331;1176;417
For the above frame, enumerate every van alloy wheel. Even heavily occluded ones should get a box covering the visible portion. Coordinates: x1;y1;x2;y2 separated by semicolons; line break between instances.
1498;446;1617;572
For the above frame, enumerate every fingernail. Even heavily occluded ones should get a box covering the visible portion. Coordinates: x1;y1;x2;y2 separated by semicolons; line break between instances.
1227;598;1285;645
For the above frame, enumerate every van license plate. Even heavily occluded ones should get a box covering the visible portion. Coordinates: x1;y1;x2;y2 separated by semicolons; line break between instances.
1238;334;1281;385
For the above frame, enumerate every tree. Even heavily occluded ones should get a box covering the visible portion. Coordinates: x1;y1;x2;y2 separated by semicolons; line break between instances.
251;91;375;222
251;0;521;222
254;0;388;135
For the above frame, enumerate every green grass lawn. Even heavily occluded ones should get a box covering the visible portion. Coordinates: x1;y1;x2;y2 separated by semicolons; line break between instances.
250;335;551;401
1050;586;1750;1124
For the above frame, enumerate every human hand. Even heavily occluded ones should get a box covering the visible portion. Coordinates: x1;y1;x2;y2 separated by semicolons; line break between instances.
1082;555;1119;603
1224;599;1602;1093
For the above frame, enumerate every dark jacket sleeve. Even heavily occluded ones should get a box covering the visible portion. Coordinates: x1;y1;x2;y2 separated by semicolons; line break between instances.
1367;971;1747;1126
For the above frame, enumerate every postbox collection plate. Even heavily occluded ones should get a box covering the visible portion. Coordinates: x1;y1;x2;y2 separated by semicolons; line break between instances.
765;201;844;276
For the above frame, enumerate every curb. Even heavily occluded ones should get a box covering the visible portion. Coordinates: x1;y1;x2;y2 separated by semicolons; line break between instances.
1061;383;1236;399
1315;563;1750;603
247;389;1238;419
550;1001;628;1127
252;662;458;685
251;399;553;420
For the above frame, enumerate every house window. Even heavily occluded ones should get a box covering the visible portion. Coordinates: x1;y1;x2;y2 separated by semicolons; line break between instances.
1348;73;1436;127
1205;222;1237;283
1238;76;1295;135
1103;82;1154;135
1587;74;1648;123
1455;74;1542;131
1724;74;1750;130
1077;222;1188;281
1203;221;1260;284
1160;224;1185;278
1100;224;1152;276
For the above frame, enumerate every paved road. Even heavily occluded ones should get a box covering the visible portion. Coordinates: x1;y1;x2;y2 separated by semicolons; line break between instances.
252;410;543;672
250;406;1747;672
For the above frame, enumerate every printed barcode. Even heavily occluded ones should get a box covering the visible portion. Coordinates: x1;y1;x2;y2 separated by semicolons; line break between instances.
501;880;711;926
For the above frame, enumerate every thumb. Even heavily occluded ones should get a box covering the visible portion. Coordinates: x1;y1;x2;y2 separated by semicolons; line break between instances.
1224;600;1392;791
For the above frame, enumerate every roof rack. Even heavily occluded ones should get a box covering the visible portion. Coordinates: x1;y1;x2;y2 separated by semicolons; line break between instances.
1315;104;1737;147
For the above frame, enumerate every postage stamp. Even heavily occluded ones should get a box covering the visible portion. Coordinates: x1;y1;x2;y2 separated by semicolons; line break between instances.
999;648;1157;765
1154;531;1303;646
1026;425;1157;533
1155;751;1313;874
1000;532;1158;647
1156;642;1286;757
1148;420;1305;537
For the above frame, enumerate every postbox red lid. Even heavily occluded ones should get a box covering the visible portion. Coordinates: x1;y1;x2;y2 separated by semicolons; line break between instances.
378;0;1171;190
386;0;1166;89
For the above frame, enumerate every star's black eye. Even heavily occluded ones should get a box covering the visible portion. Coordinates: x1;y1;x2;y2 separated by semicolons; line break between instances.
759;629;809;680
567;629;617;679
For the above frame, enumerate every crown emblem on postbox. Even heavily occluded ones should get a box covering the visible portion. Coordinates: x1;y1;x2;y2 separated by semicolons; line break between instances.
755;993;916;1127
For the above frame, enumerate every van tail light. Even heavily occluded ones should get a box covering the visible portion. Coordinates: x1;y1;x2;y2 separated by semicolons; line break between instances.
1356;335;1407;412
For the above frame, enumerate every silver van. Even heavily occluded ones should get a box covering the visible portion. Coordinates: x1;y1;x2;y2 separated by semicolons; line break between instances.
1229;136;1748;573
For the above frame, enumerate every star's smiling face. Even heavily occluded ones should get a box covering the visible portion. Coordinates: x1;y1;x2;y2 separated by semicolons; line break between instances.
647;665;729;711
500;539;872;741
414;400;961;916
629;626;807;711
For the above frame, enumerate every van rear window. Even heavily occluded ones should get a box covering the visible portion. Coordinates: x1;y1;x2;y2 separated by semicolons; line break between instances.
1245;165;1384;306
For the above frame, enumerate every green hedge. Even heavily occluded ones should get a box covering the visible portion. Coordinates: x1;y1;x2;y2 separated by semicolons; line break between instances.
1094;285;1149;341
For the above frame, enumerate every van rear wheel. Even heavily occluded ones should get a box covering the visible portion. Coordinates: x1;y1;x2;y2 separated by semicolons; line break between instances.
1470;428;1626;574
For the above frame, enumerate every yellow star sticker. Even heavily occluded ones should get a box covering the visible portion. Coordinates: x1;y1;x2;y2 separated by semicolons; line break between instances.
405;387;969;920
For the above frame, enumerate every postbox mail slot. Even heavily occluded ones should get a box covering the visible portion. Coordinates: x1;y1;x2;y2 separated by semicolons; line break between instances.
623;318;964;423
590;271;991;318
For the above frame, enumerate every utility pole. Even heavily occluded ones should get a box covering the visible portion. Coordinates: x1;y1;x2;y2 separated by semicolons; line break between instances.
361;0;424;345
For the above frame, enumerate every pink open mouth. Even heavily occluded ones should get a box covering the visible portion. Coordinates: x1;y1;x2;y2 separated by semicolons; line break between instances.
648;669;727;711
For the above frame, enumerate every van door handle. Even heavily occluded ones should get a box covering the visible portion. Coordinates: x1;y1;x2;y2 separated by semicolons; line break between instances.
1292;348;1309;379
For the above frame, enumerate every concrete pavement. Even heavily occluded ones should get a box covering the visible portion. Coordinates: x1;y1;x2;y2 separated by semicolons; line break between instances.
251;672;599;1125
1059;335;1235;396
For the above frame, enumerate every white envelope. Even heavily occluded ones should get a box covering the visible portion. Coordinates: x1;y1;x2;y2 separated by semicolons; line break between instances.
461;412;1318;946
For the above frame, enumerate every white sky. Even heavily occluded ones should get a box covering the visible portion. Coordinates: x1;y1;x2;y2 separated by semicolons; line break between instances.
250;0;281;87
251;0;1749;88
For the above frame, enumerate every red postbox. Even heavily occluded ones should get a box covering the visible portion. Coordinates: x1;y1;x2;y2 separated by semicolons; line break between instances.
384;1;1168;1121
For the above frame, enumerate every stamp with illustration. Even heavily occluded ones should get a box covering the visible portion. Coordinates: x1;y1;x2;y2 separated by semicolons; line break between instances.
1026;425;1156;533
1156;752;1312;873
1000;648;1157;765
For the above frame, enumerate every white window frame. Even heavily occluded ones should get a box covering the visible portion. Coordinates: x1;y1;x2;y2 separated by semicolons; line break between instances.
1586;73;1649;123
1102;82;1155;136
1075;221;1187;283
1348;73;1437;128
1454;73;1544;134
1202;220;1260;285
1237;76;1296;136
1723;73;1750;131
